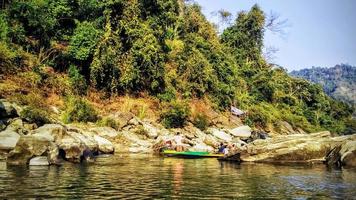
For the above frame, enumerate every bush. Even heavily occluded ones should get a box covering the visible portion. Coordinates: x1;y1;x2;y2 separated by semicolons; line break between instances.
68;21;101;61
244;103;279;128
97;117;119;130
0;42;16;73
193;113;209;131
68;65;87;95
21;106;51;126
157;87;176;102
63;97;98;123
161;100;190;128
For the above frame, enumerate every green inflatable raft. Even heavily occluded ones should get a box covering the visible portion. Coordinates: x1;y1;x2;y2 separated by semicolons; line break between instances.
162;150;224;158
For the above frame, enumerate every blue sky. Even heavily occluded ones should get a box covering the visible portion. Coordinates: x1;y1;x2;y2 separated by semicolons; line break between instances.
194;0;356;71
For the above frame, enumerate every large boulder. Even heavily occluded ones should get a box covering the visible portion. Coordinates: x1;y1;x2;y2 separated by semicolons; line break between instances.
142;122;159;139
228;126;252;139
90;127;118;138
29;156;49;166
340;140;356;167
93;135;114;154
57;134;84;163
5;118;30;135
7;135;57;165
0;129;21;151
0;100;18;118
208;128;232;142
203;134;219;147
189;141;214;152
121;131;153;148
32;124;66;142
238;131;348;163
276;121;296;135
70;131;98;152
109;112;135;130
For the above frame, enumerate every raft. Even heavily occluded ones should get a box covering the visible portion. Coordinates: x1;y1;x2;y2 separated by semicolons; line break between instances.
162;150;224;158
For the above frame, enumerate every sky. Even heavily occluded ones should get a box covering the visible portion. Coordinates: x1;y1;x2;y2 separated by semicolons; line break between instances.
194;0;356;71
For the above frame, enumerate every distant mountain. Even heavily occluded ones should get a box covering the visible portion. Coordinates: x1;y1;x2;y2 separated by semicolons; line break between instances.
290;64;356;105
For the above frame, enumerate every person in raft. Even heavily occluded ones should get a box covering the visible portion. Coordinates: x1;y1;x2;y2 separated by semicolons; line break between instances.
218;142;226;154
173;132;184;152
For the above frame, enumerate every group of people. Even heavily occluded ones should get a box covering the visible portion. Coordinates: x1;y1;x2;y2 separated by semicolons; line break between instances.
164;132;186;152
163;132;239;155
217;142;238;155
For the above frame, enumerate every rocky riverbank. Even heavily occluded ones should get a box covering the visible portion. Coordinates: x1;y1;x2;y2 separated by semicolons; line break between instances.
224;131;356;168
1;99;355;168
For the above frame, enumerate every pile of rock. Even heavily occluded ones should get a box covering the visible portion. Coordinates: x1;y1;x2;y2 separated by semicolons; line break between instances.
222;131;356;168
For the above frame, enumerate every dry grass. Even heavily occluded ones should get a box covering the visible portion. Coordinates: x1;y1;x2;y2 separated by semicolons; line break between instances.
87;91;160;121
189;97;218;120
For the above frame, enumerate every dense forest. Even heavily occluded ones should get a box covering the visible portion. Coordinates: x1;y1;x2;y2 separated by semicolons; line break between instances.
290;64;356;106
0;0;354;134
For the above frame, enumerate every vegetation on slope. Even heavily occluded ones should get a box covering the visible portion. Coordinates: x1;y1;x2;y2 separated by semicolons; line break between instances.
0;0;354;134
290;64;356;105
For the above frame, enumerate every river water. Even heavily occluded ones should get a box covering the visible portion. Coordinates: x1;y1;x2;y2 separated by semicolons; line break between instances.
0;154;355;199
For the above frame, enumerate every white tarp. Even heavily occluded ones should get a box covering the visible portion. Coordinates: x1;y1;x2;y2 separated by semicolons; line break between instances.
231;106;245;116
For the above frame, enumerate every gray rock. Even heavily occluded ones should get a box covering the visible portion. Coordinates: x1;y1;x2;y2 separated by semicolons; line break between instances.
0;129;20;150
7;135;55;165
277;121;296;134
237;131;353;163
204;134;219;148
32;124;67;142
228;126;252;138
128;117;141;126
90;127;118;138
0;100;18;118
93;135;114;154
340;140;356;167
6;118;24;133
122;131;153;147
208;128;232;142
110;112;135;130
142;122;159;139
70;131;98;152
0;120;6;131
29;156;49;166
57;134;84;163
189;141;214;152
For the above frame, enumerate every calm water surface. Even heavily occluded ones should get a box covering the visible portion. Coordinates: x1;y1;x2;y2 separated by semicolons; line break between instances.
1;154;356;199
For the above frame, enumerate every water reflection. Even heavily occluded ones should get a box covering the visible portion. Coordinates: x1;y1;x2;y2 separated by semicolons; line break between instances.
0;155;356;199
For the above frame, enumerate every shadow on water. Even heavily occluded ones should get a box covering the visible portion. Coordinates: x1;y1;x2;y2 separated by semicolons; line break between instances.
1;155;356;199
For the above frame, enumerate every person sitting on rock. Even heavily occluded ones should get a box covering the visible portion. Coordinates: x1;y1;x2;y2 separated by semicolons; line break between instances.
174;132;184;152
165;140;173;150
223;145;230;156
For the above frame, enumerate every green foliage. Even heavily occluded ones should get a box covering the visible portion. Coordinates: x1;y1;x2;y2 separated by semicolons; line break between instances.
68;65;87;95
68;21;101;61
157;87;177;102
63;97;98;123
0;42;17;73
97;117;119;130
90;15;122;93
20;106;51;126
161;100;190;128
1;1;354;134
0;13;9;41
20;107;49;125
193;113;209;131
221;4;265;68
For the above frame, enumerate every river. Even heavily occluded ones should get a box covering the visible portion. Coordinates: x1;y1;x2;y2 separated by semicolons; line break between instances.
1;154;355;199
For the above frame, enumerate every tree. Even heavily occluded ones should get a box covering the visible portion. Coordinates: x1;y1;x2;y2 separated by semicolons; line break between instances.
221;4;265;68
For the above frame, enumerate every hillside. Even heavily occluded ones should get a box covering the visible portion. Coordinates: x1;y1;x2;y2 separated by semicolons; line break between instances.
0;0;354;135
290;64;356;105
